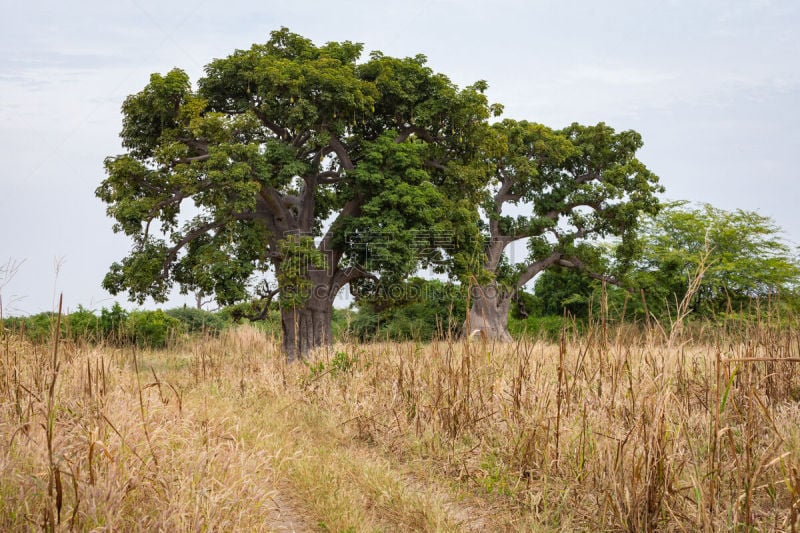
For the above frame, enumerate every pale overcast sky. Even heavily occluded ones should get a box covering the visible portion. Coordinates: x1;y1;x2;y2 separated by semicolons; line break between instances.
1;0;798;315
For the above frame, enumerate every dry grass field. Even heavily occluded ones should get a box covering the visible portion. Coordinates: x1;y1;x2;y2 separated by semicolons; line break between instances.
2;314;800;531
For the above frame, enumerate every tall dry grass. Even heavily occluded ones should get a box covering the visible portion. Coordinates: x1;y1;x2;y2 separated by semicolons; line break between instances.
1;306;799;531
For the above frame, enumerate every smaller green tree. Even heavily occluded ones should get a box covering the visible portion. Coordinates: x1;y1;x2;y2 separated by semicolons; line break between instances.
66;306;100;341
166;306;229;334
634;202;800;318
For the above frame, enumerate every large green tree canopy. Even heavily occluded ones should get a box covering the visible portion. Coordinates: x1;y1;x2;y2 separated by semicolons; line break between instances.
97;28;492;359
464;119;663;340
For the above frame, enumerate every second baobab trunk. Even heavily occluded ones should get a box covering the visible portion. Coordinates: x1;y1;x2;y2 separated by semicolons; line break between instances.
464;282;513;341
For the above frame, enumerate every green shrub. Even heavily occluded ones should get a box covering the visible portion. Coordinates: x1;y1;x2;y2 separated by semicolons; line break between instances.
218;303;282;336
305;350;359;381
66;305;100;341
126;310;183;348
331;308;354;340
2;313;56;343
1;304;196;347
166;307;229;335
351;279;465;342
511;289;543;319
99;303;129;342
508;314;580;342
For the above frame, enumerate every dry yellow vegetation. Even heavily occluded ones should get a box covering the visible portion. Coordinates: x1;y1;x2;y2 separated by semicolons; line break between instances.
2;317;800;531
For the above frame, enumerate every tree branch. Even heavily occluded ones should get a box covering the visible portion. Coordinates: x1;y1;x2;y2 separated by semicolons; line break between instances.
142;183;212;240
292;129;312;148
144;196;184;240
168;138;211;167
297;175;317;232
517;251;564;287
424;159;447;171
178;137;209;154
306;144;335;166
395;125;437;144
176;154;211;164
259;186;293;233
575;170;601;184
144;181;216;223
484;235;514;271
319;196;364;269
281;193;302;210
488;175;523;245
253;108;290;140
230;287;280;322
548;226;588;242
493;173;522;210
332;266;373;292
327;135;355;171
314;170;344;184
497;192;522;205
154;212;256;282
556;256;634;293
542;200;603;222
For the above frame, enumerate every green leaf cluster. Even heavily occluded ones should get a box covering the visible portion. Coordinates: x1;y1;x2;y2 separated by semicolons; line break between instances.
633;202;800;317
350;278;466;341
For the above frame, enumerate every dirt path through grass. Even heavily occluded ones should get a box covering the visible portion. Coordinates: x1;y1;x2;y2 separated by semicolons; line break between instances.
177;373;515;531
265;490;314;532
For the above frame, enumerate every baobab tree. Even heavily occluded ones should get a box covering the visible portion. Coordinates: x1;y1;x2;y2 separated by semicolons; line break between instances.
97;28;490;360
465;120;662;340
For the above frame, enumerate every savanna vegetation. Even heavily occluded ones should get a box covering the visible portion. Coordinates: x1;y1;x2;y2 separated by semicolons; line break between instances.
3;28;800;531
2;206;799;529
2;298;800;531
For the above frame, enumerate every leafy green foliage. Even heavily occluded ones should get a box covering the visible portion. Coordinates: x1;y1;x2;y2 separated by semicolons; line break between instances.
1;313;56;343
507;315;585;342
165;307;229;334
126;310;183;348
2;306;113;344
275;234;326;309
483;120;662;290
479;453;515;496
65;305;101;340
305;350;359;380
329;350;358;374
331;308;354;339
350;278;466;341
99;302;129;341
530;203;800;323
0;302;246;348
532;243;614;318
510;289;543;319
534;268;598;318
633;202;800;318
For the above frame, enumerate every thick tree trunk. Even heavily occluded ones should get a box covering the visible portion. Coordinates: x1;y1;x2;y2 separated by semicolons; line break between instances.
464;284;513;342
280;293;333;363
